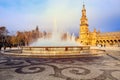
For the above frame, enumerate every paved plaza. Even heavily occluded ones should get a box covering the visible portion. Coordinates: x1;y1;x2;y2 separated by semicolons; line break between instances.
0;50;120;80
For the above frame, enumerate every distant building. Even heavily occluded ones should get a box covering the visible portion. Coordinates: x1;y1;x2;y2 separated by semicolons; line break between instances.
77;4;120;47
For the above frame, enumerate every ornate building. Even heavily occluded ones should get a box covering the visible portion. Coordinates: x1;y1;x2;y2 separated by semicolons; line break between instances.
77;4;120;47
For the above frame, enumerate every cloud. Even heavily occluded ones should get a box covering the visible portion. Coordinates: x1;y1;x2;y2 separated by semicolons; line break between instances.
0;0;120;35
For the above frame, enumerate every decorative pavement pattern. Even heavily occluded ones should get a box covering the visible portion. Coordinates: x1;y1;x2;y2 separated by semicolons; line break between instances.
0;52;120;80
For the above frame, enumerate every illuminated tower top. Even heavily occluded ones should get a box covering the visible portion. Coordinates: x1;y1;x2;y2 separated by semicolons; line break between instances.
80;4;88;26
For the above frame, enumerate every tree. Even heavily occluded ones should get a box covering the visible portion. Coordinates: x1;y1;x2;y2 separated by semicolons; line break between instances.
10;36;18;47
0;26;8;50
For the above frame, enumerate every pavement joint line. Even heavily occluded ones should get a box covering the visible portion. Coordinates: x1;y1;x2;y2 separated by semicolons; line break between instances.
106;53;120;61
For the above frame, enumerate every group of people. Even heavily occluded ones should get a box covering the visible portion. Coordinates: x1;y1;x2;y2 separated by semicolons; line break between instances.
0;42;12;51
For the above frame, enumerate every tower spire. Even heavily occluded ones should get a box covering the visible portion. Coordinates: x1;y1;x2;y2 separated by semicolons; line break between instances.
80;2;88;26
83;0;85;9
78;2;89;45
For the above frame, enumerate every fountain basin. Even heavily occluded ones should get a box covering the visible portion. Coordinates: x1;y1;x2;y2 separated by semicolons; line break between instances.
2;46;106;58
22;46;90;55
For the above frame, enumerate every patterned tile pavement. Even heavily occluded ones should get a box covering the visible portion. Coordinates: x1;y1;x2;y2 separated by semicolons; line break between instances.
0;51;120;80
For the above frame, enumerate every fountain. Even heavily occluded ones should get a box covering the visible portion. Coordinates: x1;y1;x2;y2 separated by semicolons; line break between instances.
22;18;90;57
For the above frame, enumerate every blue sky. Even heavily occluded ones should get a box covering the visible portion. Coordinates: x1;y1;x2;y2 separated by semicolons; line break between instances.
0;0;120;36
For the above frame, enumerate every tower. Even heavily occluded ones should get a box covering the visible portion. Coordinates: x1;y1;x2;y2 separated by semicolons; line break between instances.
35;25;40;38
79;4;89;45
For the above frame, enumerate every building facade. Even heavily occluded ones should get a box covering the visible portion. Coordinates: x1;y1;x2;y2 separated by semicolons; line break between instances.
77;4;120;47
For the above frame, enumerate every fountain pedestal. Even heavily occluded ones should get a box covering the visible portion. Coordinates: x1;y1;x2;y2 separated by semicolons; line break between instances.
22;46;90;55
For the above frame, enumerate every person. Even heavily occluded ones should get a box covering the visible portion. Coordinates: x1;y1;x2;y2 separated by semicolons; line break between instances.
0;42;3;53
0;46;2;51
0;42;3;51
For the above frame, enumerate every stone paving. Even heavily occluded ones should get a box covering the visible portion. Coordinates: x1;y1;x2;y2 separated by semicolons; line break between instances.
0;51;120;80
